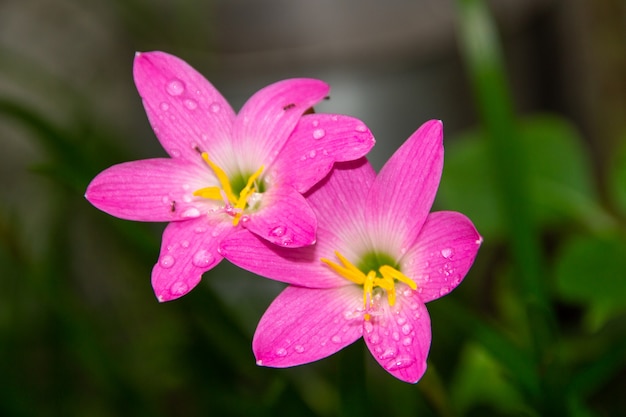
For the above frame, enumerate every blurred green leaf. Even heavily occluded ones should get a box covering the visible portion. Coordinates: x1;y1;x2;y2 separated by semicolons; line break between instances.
554;234;626;329
439;114;608;239
450;343;536;416
608;132;626;217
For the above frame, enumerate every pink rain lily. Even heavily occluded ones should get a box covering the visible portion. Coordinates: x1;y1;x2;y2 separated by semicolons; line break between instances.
220;120;482;383
85;51;375;302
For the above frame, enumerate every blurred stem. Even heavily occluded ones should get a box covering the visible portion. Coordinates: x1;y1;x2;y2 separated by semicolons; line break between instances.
338;341;368;417
455;0;555;400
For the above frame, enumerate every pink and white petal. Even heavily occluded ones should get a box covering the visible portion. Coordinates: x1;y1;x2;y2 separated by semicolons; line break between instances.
244;185;317;247
220;229;346;288
271;114;375;193
305;159;376;255
401;211;482;303
364;288;431;383
133;51;236;166
253;285;364;368
232;78;330;172
152;215;232;302
365;120;444;253
85;158;215;222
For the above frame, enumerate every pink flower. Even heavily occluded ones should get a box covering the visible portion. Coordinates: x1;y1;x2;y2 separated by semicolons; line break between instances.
220;120;482;383
85;51;375;302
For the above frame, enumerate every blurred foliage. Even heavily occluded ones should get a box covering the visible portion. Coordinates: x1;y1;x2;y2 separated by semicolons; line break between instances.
1;0;625;416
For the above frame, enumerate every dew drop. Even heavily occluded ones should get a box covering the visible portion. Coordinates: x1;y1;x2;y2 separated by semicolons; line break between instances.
313;128;325;139
184;98;198;110
402;337;413;346
312;119;320;127
439;287;450;296
441;248;454;259
368;333;380;345
194;226;207;234
294;345;305;353
170;281;188;296
192;249;214;268
364;320;374;334
181;240;190;248
159;254;175;268
354;124;367;132
181;207;200;218
269;226;285;237
309;150;317;158
331;335;342;344
379;347;397;360
210;102;221;113
275;347;287;357
166;79;185;96
396;316;407;325
170;148;181;158
160;102;170;111
401;324;413;335
392;331;400;341
385;355;414;371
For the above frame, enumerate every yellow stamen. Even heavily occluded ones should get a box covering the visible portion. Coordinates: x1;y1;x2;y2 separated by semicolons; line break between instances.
198;152;236;204
321;251;418;310
193;152;265;226
232;165;264;226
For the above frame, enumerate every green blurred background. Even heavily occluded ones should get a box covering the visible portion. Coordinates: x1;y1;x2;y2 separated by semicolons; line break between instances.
1;0;625;416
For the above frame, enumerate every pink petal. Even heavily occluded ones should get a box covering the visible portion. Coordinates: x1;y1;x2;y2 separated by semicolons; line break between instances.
232;78;330;172
133;51;236;166
219;229;346;288
305;159;377;257
85;158;214;222
401;211;482;303
243;185;317;247
365;120;444;253
363;287;431;383
152;216;232;302
253;285;364;368
271;114;375;193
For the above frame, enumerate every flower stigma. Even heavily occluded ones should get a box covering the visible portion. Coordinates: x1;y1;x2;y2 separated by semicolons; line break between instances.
193;152;264;225
321;251;417;320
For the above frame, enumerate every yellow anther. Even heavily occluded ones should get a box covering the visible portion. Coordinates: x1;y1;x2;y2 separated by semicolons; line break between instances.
200;152;236;204
195;152;265;226
321;251;418;310
232;165;265;226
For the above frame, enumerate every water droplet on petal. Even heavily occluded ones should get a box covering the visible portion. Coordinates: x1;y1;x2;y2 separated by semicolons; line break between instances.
402;337;413;346
313;128;325;139
309;150;317;158
210;102;221;113
331;335;342;344
192;249;214;268
181;207;200;218
160;102;170;111
354;124;367;132
401;324;413;335
159;254;175;268
184;98;198;110
170;281;188;296
392;331;400;341
439;287;450;296
396;316;407;325
266;226;284;238
181;240;190;248
294;345;305;353
368;333;380;345
166;79;185;96
379;347;397;360
385;355;414;371
441;248;454;259
275;347;287;357
194;226;207;234
170;149;181;158
312;119;320;127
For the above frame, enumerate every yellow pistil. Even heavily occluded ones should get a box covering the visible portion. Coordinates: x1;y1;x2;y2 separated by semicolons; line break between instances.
320;251;417;317
193;152;264;226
